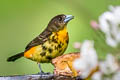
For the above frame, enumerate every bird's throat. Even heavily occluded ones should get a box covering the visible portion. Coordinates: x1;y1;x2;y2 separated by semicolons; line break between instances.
54;27;69;43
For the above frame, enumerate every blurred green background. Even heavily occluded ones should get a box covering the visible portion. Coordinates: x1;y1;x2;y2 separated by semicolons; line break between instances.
0;0;120;76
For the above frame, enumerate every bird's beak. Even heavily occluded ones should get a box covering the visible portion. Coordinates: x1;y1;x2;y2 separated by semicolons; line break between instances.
64;15;74;23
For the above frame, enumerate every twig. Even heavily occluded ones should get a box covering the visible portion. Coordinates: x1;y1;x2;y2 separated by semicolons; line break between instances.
0;73;83;80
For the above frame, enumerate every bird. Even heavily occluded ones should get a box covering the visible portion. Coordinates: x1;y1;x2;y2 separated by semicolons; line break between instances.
7;14;74;73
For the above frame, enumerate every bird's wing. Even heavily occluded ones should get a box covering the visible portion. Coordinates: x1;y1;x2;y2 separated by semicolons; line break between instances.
25;29;52;51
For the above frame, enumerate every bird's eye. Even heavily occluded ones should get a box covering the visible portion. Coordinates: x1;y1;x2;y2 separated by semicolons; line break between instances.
58;17;62;21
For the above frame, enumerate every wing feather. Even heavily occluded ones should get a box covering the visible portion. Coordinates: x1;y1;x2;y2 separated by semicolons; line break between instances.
25;28;52;51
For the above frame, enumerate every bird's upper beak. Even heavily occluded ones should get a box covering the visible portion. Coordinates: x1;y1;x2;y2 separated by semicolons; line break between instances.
64;15;74;23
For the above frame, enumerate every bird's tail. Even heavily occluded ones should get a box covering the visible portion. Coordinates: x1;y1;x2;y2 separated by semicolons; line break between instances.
7;52;24;62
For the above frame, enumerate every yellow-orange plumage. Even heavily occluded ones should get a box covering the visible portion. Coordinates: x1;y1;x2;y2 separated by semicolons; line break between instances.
24;27;69;63
24;46;36;58
56;27;68;42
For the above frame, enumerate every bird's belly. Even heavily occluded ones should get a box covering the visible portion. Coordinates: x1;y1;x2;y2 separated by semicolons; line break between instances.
26;39;68;63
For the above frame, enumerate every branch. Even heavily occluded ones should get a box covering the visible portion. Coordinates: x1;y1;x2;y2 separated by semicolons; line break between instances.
0;73;83;80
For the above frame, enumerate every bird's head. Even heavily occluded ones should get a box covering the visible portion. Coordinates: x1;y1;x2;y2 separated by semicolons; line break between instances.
47;14;74;32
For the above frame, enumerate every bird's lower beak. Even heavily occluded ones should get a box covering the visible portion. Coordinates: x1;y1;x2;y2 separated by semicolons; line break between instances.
64;15;74;23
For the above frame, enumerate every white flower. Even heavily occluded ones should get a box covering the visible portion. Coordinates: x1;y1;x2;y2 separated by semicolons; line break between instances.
91;54;119;80
113;70;120;80
73;40;98;78
99;54;119;75
99;6;120;47
92;72;102;80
